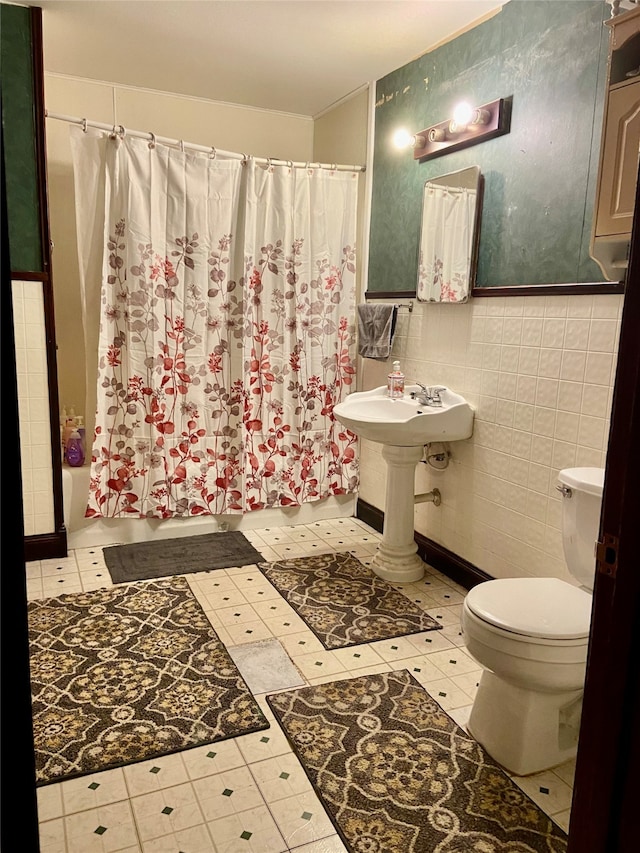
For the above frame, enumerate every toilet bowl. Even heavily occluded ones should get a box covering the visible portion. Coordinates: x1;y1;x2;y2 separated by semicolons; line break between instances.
461;467;604;775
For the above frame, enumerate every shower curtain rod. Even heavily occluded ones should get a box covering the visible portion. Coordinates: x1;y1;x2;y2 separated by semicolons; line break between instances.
45;111;366;172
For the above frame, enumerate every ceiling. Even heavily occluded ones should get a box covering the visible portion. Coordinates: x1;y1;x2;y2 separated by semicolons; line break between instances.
37;0;510;117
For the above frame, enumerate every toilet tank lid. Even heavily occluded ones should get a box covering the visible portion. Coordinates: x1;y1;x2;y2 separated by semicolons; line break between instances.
558;467;604;497
465;578;592;640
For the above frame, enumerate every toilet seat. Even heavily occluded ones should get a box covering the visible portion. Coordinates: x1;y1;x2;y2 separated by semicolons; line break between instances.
466;578;592;640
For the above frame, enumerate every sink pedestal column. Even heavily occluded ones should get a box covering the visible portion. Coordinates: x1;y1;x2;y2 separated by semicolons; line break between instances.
371;444;425;583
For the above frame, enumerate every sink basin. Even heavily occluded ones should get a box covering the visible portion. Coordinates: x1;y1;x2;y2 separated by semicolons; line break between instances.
333;384;474;446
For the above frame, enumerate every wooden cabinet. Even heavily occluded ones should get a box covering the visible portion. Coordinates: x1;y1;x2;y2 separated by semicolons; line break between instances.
591;5;640;281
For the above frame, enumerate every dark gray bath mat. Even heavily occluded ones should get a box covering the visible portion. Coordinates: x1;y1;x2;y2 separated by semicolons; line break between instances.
103;531;264;583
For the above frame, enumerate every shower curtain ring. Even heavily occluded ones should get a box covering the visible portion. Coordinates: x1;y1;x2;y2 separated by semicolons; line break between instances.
81;118;88;133
109;124;125;140
209;146;216;159
179;139;185;153
241;154;249;165
148;132;156;149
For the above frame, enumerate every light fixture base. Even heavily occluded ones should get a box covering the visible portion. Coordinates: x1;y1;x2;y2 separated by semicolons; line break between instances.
413;96;512;161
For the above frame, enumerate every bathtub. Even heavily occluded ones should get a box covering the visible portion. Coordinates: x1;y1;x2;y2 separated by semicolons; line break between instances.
62;466;356;550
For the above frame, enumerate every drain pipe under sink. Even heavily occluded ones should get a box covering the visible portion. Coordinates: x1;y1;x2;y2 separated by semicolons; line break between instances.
414;488;441;506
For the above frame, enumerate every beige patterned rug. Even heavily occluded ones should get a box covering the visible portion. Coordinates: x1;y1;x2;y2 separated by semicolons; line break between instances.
28;577;269;786
268;670;568;853
258;552;442;649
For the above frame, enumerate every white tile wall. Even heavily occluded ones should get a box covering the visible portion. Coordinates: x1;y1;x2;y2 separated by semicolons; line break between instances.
357;294;623;585
12;280;55;536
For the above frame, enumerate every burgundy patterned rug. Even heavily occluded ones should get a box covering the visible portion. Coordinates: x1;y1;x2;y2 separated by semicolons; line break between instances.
258;551;442;649
268;669;568;853
28;577;269;786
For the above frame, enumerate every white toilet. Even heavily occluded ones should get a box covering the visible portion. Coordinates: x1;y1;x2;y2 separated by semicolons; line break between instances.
461;467;604;776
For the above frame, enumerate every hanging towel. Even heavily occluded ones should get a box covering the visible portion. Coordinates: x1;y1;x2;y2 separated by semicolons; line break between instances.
357;303;398;359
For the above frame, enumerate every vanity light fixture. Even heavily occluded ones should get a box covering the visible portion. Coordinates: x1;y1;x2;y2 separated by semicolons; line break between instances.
410;96;512;161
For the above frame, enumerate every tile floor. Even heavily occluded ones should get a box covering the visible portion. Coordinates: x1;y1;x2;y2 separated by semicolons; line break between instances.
29;517;575;853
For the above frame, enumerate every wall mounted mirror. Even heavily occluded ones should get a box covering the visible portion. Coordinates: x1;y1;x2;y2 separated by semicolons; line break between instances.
366;0;624;298
417;166;483;303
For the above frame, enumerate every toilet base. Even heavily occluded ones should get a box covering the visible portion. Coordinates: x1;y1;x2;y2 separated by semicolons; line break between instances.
468;669;583;776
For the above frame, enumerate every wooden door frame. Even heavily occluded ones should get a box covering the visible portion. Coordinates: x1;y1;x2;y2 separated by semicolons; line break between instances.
567;172;640;851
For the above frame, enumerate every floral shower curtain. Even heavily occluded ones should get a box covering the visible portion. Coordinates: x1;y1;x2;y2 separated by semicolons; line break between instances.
70;130;358;518
242;160;359;510
417;184;476;303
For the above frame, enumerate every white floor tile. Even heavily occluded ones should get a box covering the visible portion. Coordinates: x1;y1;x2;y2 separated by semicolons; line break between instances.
123;754;190;797
292;651;348;680
130;783;205;842
181;739;247;781
290;836;348;853
206;804;287;853
307;663;393;686
64;800;140;853
249;753;313;803
236;724;295;765
393;654;443;685
405;629;455;653
422;676;476;711
225;620;274;645
38;817;67;853
42;578;83;596
61;768;129;814
427;647;482;677
193;765;265;820
332;644;385;670
511;769;574;814
269;792;335;848
37;783;64;822
278;631;327;657
552;808;572;833
369;635;422;662
140;823;213;852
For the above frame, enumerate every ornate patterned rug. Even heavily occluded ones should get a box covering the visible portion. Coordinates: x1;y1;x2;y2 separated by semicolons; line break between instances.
268;670;568;853
258;551;442;649
28;577;269;786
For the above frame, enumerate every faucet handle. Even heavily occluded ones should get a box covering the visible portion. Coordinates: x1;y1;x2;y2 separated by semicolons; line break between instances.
427;385;445;406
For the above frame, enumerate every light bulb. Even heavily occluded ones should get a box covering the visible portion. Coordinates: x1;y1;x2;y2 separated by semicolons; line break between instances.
393;128;414;149
452;101;474;127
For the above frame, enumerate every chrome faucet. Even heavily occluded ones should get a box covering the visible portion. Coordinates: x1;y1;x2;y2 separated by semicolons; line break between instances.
411;383;445;407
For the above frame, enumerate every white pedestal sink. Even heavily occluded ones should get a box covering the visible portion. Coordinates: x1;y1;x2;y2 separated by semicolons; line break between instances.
333;384;474;583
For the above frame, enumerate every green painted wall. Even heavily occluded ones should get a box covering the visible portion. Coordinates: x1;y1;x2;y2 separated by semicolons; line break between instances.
368;0;608;291
1;2;43;273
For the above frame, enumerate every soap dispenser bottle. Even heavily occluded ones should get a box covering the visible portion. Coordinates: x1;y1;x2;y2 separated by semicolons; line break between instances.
387;360;405;399
66;429;85;467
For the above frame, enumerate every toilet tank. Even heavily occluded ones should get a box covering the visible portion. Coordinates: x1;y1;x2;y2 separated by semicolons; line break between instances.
558;467;605;591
